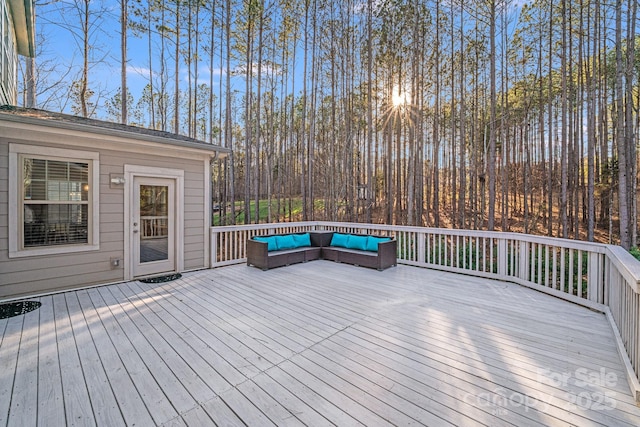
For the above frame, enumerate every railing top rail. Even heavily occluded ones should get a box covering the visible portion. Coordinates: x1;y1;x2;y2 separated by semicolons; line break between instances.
606;246;640;293
212;221;608;250
211;222;318;232
312;221;612;252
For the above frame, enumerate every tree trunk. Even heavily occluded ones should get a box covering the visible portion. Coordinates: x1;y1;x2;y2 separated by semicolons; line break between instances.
244;8;254;224
487;0;497;231
625;0;637;247
120;0;128;124
25;57;36;108
615;0;629;249
173;2;181;134
225;0;235;224
254;3;264;224
366;0;373;223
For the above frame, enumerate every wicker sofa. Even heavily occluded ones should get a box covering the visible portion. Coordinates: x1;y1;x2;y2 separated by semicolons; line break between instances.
246;231;397;271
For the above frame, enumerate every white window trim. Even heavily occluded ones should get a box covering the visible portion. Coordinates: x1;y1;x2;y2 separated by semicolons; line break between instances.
9;143;100;258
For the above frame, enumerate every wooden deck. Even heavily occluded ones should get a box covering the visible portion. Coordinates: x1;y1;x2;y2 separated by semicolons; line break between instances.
2;261;640;426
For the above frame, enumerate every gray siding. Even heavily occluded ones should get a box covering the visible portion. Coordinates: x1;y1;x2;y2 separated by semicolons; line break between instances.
0;137;209;299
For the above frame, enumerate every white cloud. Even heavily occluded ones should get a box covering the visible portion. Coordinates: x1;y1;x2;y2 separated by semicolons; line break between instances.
179;64;230;86
234;62;282;77
126;65;153;78
126;63;231;88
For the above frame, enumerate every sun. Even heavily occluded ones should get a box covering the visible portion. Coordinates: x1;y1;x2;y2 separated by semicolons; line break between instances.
392;85;408;107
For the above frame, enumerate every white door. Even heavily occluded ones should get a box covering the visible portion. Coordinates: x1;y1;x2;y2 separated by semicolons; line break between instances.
132;177;176;277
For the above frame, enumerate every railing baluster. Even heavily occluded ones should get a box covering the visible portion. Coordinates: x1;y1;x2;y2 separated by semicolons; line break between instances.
552;247;557;290
537;243;543;286
560;249;566;293
530;242;536;283
490;238;494;274
444;234;448;266
544;245;550;287
519;241;527;281
569;249;574;296
473;236;476;271
577;249;583;298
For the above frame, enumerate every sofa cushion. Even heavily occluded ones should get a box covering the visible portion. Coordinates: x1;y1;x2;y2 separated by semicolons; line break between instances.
330;233;350;248
346;235;368;251
276;234;297;250
254;236;278;251
292;233;311;248
365;236;391;252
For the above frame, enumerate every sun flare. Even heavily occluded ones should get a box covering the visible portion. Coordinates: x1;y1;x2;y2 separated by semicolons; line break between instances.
392;86;408;107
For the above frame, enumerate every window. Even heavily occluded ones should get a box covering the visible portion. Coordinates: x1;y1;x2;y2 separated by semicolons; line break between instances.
9;144;100;258
23;158;90;246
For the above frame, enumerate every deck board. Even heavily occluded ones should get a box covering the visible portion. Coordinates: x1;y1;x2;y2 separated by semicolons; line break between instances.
262;365;364;426
86;287;178;425
155;279;285;370
122;281;255;384
96;285;199;417
36;295;66;427
118;282;232;398
0;314;24;426
316;338;536;427
177;405;215;427
8;302;38;427
64;292;124;426
75;289;156;426
107;285;218;404
200;395;246;426
250;370;335;427
53;293;96;426
2;261;640;426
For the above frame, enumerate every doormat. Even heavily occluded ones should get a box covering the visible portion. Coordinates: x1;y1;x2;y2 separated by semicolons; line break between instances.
140;273;182;284
0;301;42;319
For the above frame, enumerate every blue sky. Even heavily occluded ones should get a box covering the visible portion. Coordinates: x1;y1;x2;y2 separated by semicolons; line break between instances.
33;0;243;118
30;0;531;119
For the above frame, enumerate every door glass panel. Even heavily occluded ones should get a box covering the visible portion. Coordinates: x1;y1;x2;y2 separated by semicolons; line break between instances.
139;185;168;263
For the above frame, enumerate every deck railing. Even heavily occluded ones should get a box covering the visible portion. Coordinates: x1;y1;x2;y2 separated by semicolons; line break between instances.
210;221;640;400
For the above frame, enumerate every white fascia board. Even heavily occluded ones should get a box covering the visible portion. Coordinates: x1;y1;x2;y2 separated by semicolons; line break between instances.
8;0;35;57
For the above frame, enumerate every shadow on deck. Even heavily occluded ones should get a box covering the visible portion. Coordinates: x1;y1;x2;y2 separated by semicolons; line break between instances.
1;261;639;426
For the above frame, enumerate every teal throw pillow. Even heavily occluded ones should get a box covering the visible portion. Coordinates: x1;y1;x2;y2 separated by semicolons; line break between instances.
254;236;277;251
330;233;350;248
292;233;311;247
346;235;368;251
276;234;296;250
365;236;391;252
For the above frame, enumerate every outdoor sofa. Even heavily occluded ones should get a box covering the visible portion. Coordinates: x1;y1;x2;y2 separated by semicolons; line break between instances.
246;231;397;271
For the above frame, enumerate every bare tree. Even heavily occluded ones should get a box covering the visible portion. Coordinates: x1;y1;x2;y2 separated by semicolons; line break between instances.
47;0;110;117
121;0;128;124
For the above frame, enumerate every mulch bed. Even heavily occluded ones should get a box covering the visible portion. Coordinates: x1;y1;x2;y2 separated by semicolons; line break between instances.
0;301;42;319
139;273;182;284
